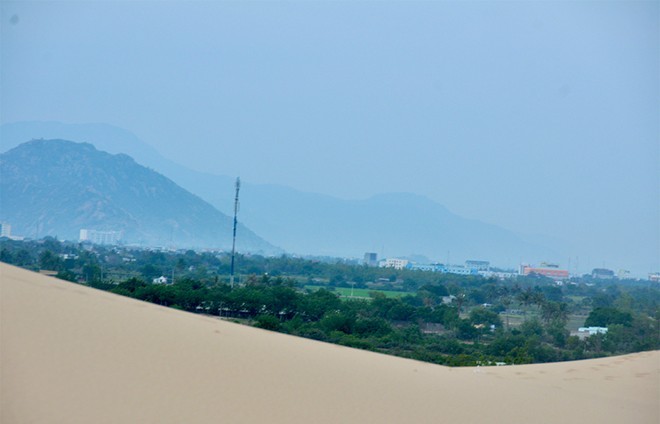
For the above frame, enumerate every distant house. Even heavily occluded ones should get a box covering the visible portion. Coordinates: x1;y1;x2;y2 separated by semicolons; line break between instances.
152;276;168;284
379;258;409;270
591;268;615;280
58;253;79;260
465;260;490;271
441;295;456;304
578;327;608;335
421;323;446;334
574;327;608;340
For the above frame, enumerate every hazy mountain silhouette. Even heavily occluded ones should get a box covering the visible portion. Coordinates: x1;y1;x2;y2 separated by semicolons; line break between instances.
0;138;279;254
1;121;562;266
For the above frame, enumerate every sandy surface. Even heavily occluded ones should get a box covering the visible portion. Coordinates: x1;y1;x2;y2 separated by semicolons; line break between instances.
1;262;658;423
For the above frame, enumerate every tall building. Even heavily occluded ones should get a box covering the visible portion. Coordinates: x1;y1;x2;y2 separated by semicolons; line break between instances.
363;252;378;267
0;223;11;238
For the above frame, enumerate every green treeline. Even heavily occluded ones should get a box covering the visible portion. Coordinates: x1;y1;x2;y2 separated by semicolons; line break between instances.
97;275;658;366
2;237;659;366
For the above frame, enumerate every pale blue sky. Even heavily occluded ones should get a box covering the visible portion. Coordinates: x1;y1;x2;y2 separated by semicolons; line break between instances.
1;1;658;272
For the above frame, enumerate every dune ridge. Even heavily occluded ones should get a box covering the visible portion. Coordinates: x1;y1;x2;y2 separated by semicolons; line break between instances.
2;263;658;423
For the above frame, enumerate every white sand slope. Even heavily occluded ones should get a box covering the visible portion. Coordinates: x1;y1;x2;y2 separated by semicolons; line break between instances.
1;263;658;423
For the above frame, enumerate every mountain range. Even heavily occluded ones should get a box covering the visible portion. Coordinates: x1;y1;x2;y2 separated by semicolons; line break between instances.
0;138;278;254
1;121;562;266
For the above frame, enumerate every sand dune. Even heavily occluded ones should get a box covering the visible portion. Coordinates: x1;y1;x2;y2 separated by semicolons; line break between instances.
1;263;658;423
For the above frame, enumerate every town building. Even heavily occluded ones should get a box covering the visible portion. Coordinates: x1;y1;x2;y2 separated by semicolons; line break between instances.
80;229;123;245
617;269;632;280
379;258;409;270
574;327;608;340
441;295;456;304
519;262;569;280
591;268;615;280
408;263;440;272
152;276;169;284
363;252;378;267
0;222;11;238
407;263;480;276
465;260;490;271
478;270;517;280
578;326;608;335
444;265;478;276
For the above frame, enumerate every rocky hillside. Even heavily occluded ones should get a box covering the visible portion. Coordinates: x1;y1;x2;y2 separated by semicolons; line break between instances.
0;139;279;254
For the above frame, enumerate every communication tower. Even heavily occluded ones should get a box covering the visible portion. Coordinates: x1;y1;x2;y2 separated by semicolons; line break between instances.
230;177;240;288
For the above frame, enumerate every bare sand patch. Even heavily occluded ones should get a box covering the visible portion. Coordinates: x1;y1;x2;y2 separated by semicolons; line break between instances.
2;263;658;423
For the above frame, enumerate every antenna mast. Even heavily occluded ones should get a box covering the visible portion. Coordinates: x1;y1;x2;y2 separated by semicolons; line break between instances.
229;177;240;288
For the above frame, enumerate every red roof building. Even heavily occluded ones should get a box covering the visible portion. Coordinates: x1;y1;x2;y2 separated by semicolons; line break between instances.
521;264;569;280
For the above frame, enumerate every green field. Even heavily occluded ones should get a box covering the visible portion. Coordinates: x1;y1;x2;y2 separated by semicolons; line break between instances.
304;285;414;299
566;314;588;331
499;311;587;332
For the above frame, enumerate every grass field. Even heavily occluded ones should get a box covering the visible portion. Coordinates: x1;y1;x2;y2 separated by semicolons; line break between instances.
499;311;587;332
499;313;528;329
566;314;588;331
304;285;414;299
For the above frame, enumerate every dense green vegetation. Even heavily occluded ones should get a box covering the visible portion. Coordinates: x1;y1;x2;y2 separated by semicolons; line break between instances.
3;237;658;366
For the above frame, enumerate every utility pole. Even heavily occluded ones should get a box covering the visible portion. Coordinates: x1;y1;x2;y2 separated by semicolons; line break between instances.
229;177;240;289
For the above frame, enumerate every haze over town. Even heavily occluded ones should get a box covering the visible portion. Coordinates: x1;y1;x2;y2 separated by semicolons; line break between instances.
1;1;658;275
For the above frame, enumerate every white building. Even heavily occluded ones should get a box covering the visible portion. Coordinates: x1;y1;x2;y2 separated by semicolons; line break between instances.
0;223;11;238
617;269;632;280
478;271;517;280
441;295;456;304
409;263;437;272
465;260;490;271
80;229;122;245
152;276;169;284
444;265;476;275
577;327;608;336
379;258;409;270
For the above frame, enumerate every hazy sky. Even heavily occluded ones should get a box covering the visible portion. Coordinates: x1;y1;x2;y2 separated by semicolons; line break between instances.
1;1;658;272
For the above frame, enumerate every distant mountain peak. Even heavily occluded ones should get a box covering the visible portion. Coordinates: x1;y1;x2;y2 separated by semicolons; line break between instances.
0;139;280;254
0;122;562;267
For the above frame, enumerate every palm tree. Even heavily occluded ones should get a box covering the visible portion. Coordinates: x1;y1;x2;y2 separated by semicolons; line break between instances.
541;301;568;324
